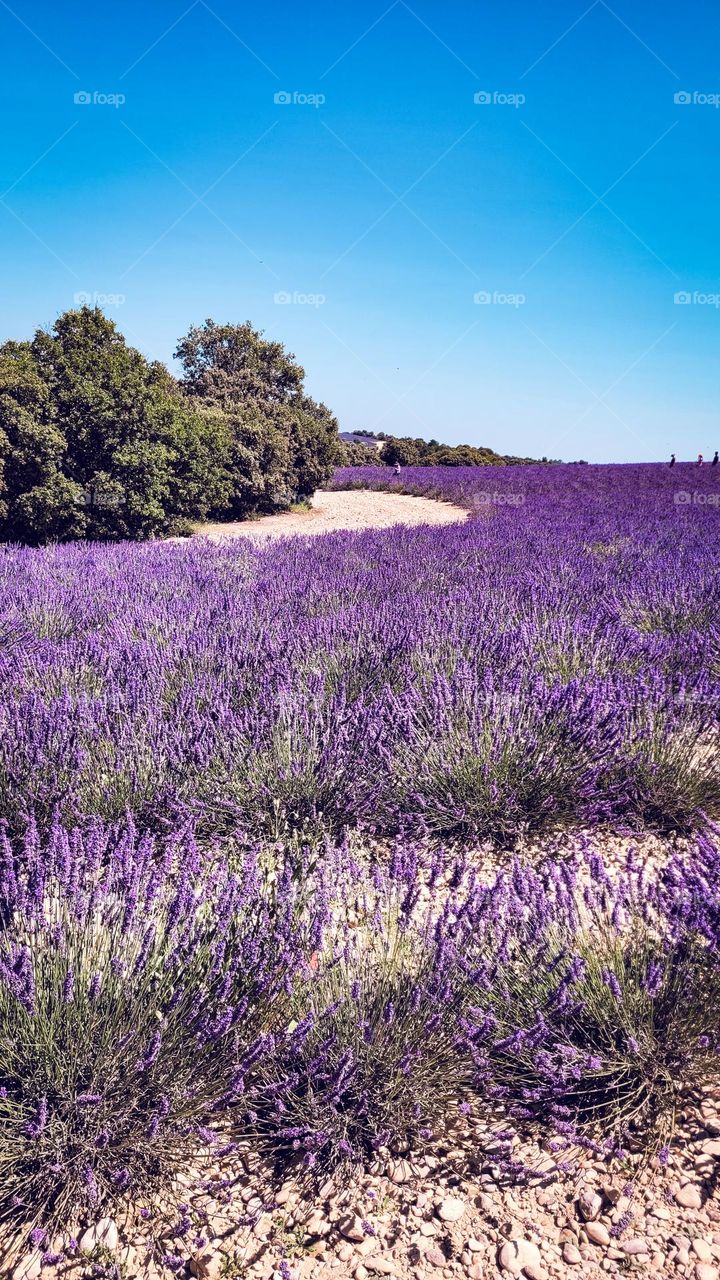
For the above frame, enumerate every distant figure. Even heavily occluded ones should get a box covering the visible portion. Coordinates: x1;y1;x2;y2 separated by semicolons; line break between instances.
669;453;676;467
713;450;719;466
393;462;401;477
697;453;704;466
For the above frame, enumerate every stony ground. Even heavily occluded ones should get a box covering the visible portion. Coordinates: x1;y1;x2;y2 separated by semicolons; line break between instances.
17;1088;718;1280
193;489;468;542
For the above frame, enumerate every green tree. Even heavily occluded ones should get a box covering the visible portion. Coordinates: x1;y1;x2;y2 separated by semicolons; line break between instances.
0;308;225;544
175;320;341;518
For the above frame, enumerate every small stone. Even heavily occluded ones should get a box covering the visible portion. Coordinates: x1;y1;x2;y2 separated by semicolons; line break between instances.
340;1217;366;1243
12;1254;42;1280
498;1238;541;1275
468;1267;484;1280
585;1223;611;1247
695;1242;714;1263
364;1260;397;1276
703;1141;720;1157
437;1197;465;1223
419;1222;436;1237
190;1252;225;1280
623;1239;649;1255
390;1159;413;1184
696;1266;719;1280
306;1211;331;1237
563;1244;582;1265
578;1190;604;1222
424;1246;447;1268
676;1185;703;1210
79;1218;119;1255
466;1238;482;1253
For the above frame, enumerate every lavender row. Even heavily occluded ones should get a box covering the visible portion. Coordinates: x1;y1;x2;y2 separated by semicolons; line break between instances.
0;819;718;1255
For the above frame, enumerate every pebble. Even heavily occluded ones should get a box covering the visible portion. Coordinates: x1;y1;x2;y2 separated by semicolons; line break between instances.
676;1185;703;1210
362;1259;397;1275
306;1211;331;1237
623;1239;649;1255
79;1217;119;1255
11;1254;42;1280
695;1242;714;1263
578;1190;604;1221
562;1244;583;1265
696;1267;719;1280
437;1197;465;1223
340;1217;366;1243
498;1238;541;1274
585;1222;611;1247
190;1251;225;1280
424;1245;447;1268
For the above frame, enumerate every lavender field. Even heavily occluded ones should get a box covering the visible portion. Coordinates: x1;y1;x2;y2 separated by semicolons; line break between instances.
2;463;720;1273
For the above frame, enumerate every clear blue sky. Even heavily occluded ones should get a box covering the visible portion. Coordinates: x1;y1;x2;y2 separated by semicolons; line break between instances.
0;0;717;461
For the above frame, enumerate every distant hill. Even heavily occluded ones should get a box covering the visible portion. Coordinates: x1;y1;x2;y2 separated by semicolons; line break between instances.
338;429;559;467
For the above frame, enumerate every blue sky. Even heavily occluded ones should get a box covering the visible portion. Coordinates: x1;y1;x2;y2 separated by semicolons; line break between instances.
0;0;718;462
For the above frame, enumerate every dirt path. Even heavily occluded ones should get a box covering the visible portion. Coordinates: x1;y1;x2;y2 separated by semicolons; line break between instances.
195;488;468;542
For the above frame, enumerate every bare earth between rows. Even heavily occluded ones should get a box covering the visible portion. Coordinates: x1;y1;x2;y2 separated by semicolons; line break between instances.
195;488;468;541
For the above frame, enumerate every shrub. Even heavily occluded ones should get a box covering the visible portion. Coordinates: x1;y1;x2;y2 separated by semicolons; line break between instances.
0;818;311;1255
457;842;720;1157
251;844;469;1173
393;668;605;845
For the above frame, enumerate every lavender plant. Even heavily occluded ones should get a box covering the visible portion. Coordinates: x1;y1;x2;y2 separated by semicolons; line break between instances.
457;840;720;1154
250;843;469;1173
0;818;311;1254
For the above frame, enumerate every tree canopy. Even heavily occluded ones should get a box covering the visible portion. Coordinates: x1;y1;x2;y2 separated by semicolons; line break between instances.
0;310;341;544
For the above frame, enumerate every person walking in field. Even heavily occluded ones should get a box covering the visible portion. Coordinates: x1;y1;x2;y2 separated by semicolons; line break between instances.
393;462;402;477
697;453;704;466
713;450;719;466
669;453;676;467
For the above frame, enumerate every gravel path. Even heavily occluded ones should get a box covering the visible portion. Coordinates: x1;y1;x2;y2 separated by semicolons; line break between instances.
195;489;468;542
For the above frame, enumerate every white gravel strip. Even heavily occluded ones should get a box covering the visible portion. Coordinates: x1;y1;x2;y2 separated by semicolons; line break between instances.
194;489;468;542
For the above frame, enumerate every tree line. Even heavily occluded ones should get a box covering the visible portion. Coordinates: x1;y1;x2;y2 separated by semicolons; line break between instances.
0;308;339;544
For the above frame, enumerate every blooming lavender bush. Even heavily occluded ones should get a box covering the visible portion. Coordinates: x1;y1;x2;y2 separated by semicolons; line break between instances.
251;842;469;1172
456;837;720;1154
0;819;311;1252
